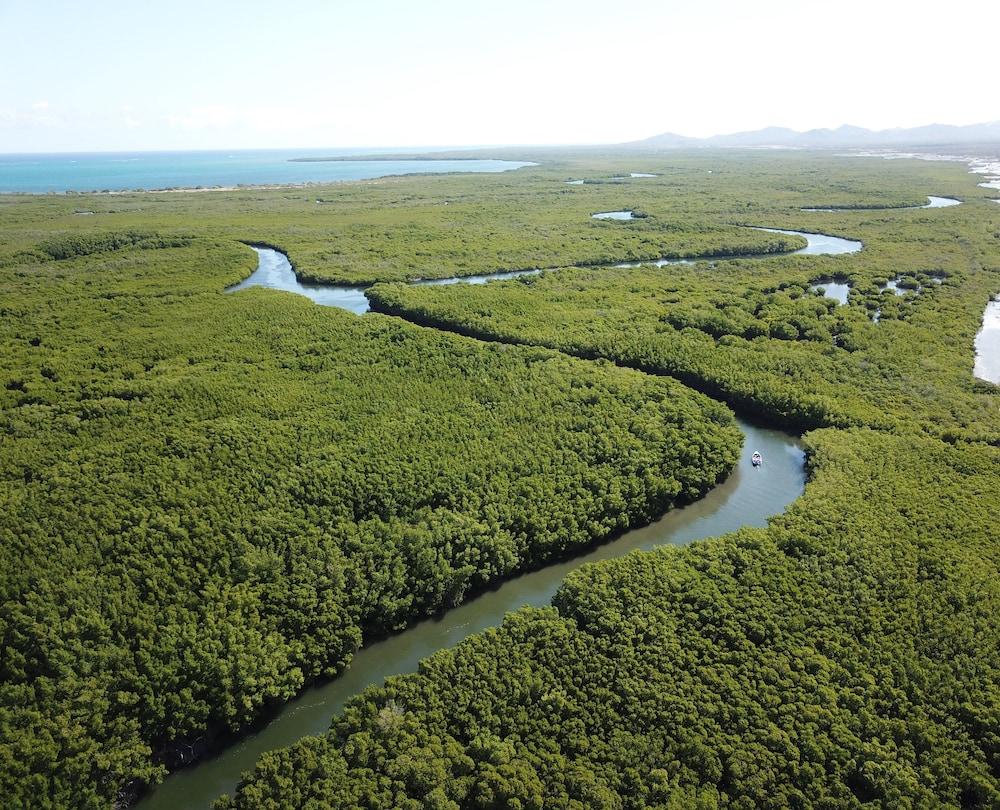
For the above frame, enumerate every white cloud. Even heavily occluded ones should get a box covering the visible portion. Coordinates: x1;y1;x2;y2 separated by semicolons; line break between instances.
121;105;141;130
0;102;62;130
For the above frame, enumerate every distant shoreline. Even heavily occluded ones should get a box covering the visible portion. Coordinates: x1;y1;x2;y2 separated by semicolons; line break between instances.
289;155;496;163
0;174;501;197
0;157;536;196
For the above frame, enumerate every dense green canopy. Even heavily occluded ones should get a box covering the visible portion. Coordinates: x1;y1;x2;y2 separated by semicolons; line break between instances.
219;429;1000;809
367;196;1000;437
221;153;1000;808
1;149;998;808
0;236;736;808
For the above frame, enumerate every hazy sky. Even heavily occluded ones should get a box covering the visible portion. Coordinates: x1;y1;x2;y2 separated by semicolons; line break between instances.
2;0;998;152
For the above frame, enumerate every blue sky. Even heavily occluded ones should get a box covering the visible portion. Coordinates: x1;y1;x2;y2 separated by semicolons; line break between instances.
2;0;998;152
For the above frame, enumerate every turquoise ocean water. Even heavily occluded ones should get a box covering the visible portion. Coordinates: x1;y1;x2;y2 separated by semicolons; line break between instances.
0;148;531;193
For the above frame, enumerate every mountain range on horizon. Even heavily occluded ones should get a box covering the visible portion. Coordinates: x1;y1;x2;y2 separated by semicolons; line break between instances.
629;120;1000;150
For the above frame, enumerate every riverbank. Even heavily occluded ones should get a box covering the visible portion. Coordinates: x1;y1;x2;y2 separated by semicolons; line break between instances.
213;154;1000;810
228;230;853;308
136;419;804;810
130;225;864;806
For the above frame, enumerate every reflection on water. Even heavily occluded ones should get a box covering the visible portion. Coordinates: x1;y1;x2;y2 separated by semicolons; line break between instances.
810;281;850;305
975;297;1000;384
230;229;863;317
413;269;540;287
592;210;635;220
880;276;923;296
226;248;370;313
161;233;868;809
753;227;862;256
923;196;961;208
802;195;961;211
227;247;546;315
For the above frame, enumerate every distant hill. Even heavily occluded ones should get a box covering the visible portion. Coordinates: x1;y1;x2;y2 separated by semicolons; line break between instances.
631;121;1000;149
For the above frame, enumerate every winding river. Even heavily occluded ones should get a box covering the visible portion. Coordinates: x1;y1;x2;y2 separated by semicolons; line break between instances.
802;195;962;212
138;422;804;810
137;229;860;808
228;228;862;315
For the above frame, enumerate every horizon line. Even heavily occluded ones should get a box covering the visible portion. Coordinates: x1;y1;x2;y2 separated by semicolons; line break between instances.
3;117;1000;156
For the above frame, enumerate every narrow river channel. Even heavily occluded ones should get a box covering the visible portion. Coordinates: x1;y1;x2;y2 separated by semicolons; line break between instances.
139;421;804;810
227;228;862;314
137;231;862;808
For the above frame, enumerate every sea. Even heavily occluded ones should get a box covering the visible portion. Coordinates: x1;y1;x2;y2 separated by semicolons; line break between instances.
0;148;532;194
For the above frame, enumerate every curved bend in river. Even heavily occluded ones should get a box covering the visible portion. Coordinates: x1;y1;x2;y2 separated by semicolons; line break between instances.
136;222;865;808
147;229;856;808
136;422;805;810
802;195;961;212
228;227;862;315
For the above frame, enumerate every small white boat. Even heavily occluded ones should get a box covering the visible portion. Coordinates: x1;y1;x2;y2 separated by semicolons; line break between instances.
751;451;763;467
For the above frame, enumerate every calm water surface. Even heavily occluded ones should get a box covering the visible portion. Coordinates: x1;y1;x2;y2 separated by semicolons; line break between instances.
613;228;861;270
232;228;862;315
229;248;546;315
0;148;533;193
923;196;961;207
802;195;961;211
975;297;1000;384
592;210;635;220
810;281;851;305
227;249;372;313
750;227;862;256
